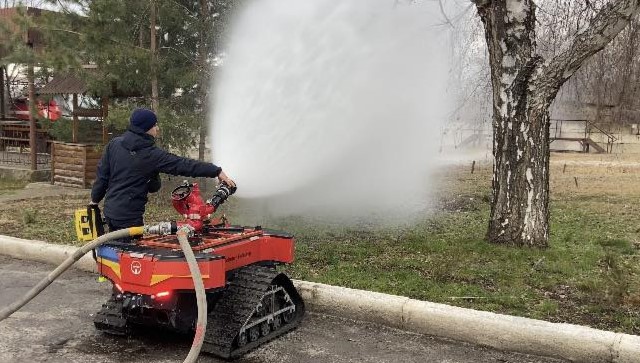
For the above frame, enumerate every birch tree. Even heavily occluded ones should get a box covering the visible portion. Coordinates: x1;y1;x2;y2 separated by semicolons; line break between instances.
472;0;640;246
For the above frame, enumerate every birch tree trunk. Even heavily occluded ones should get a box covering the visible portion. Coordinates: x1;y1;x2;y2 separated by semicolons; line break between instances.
473;0;640;247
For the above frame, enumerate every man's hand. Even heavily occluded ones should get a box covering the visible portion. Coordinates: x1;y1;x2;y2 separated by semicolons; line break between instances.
218;170;236;188
89;201;98;206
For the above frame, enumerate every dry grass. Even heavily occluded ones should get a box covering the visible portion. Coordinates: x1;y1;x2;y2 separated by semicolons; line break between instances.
446;150;640;198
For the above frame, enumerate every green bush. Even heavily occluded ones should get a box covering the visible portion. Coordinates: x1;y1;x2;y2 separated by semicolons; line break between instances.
107;101;200;155
22;209;38;225
48;117;107;144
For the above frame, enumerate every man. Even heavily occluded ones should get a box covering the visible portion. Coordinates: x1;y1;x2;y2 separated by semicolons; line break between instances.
90;108;235;232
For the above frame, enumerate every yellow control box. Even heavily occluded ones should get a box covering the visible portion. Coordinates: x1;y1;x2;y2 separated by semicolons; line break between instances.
75;206;104;241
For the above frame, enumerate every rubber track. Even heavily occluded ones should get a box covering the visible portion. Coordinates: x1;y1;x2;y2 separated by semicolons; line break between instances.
201;265;305;359
94;298;128;336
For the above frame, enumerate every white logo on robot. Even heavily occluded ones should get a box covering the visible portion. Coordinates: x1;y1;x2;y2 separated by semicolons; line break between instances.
131;261;142;275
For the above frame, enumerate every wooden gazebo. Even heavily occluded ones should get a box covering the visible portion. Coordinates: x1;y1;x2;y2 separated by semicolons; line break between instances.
1;8;111;186
38;72;109;188
38;71;110;144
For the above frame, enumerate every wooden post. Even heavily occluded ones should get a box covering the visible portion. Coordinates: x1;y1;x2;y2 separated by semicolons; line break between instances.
50;141;55;184
0;65;5;119
101;96;109;144
584;120;588;140
72;93;79;143
4;67;10;118
28;63;37;170
82;145;87;188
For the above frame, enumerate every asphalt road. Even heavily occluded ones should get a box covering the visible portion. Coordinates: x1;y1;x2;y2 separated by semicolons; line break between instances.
0;255;568;363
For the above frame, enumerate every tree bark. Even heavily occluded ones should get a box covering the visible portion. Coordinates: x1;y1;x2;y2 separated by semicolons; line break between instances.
72;93;79;143
0;66;5;119
474;0;640;247
4;67;11;111
614;21;639;125
150;0;159;112
28;63;36;170
197;0;209;161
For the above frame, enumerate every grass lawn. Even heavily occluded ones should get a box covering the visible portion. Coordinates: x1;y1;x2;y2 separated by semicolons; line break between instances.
0;155;638;334
0;178;29;196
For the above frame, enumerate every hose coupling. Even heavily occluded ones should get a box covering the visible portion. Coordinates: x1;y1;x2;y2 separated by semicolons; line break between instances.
177;224;196;237
144;221;178;235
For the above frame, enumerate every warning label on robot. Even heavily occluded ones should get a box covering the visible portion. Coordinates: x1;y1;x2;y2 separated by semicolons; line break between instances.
226;251;251;263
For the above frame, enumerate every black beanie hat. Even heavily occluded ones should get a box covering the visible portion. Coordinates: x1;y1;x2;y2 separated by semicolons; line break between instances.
130;108;158;132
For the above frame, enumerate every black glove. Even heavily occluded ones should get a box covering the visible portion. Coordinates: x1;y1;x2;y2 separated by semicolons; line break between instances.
148;172;162;193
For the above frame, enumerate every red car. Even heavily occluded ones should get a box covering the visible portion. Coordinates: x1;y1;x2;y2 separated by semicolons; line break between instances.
9;97;61;121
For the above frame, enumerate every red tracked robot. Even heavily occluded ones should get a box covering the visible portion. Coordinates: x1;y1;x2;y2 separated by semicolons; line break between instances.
93;181;305;359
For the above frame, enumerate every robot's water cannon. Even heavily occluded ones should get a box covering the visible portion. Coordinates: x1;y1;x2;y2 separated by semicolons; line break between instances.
208;181;237;209
166;180;237;233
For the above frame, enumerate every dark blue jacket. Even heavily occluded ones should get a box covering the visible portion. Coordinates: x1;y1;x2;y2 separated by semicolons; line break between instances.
91;125;222;223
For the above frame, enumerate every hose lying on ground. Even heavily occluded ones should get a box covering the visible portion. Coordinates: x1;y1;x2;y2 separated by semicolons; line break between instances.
0;227;143;321
0;225;207;363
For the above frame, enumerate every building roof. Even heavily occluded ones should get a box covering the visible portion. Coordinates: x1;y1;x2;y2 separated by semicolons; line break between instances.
38;73;88;94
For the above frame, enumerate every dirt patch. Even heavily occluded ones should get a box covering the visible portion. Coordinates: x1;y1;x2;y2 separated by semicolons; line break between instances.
436;194;487;212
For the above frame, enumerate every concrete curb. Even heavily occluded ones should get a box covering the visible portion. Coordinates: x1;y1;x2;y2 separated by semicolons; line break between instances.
1;235;639;363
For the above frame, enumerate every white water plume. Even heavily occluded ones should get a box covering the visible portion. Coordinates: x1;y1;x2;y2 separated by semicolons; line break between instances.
211;0;455;221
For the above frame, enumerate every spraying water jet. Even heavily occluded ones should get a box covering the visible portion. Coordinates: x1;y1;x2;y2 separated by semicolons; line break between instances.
211;0;456;222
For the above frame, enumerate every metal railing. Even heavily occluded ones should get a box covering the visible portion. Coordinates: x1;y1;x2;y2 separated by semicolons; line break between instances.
550;119;617;153
0;121;51;168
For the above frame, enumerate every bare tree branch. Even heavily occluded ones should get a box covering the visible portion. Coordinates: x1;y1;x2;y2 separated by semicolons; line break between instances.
438;0;454;28
38;27;151;52
534;0;640;100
